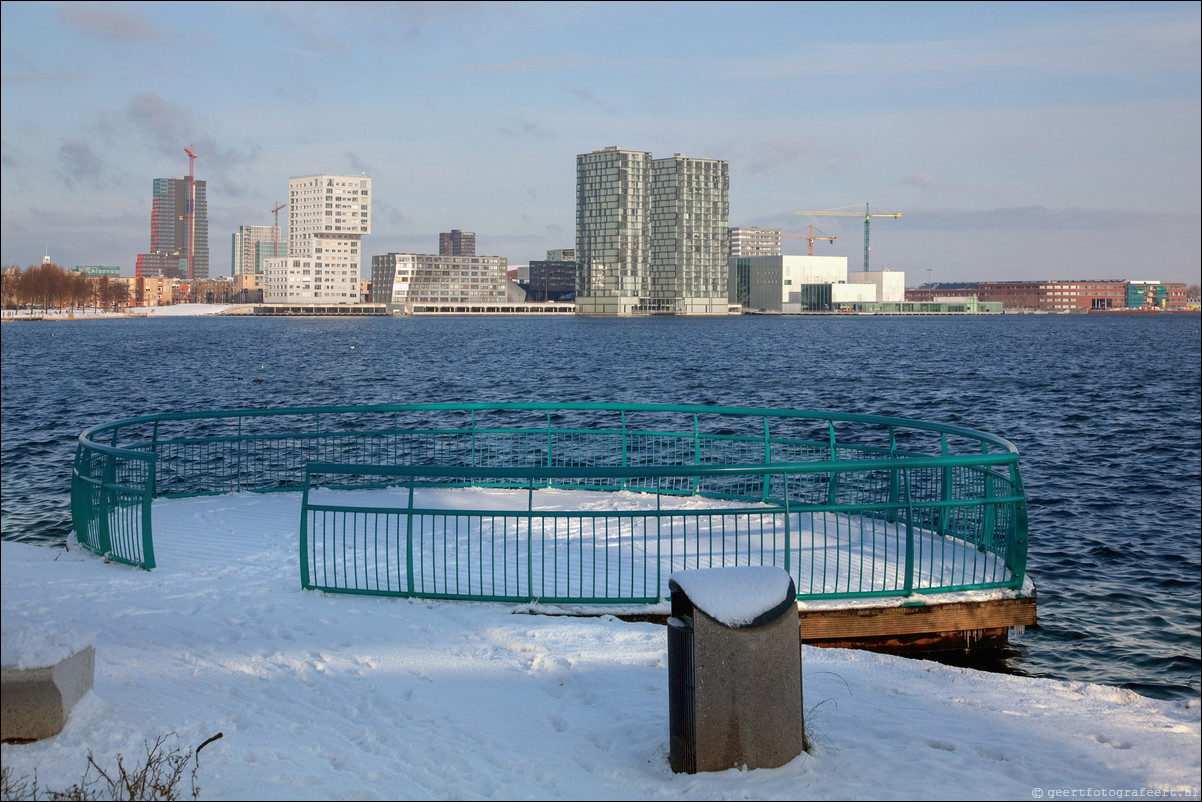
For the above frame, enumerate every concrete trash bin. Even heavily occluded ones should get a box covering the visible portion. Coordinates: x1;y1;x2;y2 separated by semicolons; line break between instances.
667;566;804;773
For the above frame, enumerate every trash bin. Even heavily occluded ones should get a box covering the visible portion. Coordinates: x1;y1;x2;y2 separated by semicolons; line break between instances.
667;566;804;773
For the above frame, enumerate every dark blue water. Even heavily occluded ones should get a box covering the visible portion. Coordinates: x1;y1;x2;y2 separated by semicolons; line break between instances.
3;314;1199;701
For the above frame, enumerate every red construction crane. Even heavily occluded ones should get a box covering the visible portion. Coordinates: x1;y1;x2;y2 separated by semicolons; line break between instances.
271;201;288;258
184;145;197;280
781;225;837;256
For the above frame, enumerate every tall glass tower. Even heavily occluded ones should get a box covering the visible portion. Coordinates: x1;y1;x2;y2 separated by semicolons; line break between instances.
575;147;728;315
136;177;209;280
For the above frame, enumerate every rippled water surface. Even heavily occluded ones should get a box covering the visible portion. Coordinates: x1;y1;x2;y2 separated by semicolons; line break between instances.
2;313;1199;700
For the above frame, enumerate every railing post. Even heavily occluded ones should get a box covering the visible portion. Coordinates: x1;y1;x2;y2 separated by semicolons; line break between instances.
783;473;792;580
405;475;416;595
886;427;900;524
826;421;840;505
939;434;952;535
1005;463;1029;585
692;414;701;496
621;410;628;491
140;457;156;570
314;412;322;470
527;475;535;599
98;454;115;556
761;416;771;503
149;421;159;497
236;416;243;493
981;444;996;552
902;465;915;596
70;447;84;548
299;470;312;589
655;483;664;602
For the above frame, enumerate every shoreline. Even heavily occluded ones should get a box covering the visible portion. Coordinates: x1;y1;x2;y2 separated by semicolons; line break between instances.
5;306;1199;321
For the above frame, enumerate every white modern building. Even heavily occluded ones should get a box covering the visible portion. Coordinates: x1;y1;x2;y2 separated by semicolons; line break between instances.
728;227;781;258
370;253;509;312
731;254;867;312
264;174;371;304
848;269;905;303
575;146;729;315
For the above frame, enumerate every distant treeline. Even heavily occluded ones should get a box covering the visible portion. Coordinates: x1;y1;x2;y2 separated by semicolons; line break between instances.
2;263;131;312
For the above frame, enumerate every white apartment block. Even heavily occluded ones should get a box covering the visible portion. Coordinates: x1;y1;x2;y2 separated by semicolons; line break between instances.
728;227;781;258
370;253;508;312
264;174;371;304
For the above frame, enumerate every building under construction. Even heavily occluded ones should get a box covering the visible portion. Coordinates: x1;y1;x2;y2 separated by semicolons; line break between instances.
136;176;209;280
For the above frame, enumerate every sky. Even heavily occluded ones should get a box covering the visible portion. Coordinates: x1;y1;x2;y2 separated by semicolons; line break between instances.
2;490;1199;801
1;1;1199;287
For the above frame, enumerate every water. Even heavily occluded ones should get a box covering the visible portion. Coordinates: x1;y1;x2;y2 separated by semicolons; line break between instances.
2;313;1199;701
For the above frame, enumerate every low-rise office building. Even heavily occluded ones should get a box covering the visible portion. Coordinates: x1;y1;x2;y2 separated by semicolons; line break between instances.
729;254;850;311
371;253;509;313
526;260;578;302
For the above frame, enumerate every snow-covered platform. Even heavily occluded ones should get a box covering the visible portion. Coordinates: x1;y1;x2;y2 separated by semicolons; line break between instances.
152;487;1036;655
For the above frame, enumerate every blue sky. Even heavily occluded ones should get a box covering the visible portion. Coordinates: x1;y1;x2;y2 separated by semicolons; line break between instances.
2;1;1199;285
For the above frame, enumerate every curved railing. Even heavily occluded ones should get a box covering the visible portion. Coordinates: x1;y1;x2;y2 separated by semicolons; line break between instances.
71;403;1029;603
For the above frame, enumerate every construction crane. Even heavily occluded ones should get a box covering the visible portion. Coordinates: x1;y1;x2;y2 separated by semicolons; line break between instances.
271;201;288;258
184;145;197;281
793;203;900;271
781;225;837;256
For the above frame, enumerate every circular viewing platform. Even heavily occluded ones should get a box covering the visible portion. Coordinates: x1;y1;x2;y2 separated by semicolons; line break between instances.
72;403;1035;653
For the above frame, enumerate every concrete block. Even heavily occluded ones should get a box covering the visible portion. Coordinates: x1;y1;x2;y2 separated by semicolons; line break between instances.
1;645;95;742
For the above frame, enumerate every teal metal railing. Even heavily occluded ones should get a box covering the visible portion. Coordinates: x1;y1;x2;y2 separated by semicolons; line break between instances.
72;403;1029;603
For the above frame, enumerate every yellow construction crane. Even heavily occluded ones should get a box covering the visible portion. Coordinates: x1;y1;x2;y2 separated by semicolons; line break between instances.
793;203;901;271
781;225;837;256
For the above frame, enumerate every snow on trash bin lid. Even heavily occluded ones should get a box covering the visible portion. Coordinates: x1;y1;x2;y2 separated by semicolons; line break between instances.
668;566;797;628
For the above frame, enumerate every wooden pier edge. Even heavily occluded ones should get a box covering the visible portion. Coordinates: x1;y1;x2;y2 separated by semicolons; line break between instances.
605;589;1037;656
797;594;1037;654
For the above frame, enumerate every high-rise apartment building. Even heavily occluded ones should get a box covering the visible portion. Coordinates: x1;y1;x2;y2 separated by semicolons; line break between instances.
136;176;209;280
264;174;371;304
575;147;650;315
575;146;729;315
728;227;781;258
439;230;476;256
648;153;730;314
231;225;281;276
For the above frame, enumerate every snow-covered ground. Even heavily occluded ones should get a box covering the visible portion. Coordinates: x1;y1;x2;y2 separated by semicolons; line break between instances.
2;492;1198;801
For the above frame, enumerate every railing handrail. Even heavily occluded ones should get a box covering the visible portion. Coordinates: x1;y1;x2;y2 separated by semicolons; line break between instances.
304;453;1019;481
78;402;1021;456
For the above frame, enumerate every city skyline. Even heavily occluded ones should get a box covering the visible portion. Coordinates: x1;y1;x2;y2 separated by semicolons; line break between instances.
2;2;1199;286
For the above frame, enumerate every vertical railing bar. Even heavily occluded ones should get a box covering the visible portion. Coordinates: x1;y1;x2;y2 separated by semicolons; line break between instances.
761;417;771;503
902;466;915;596
405;474;416;595
140;455;156;570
